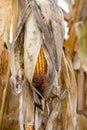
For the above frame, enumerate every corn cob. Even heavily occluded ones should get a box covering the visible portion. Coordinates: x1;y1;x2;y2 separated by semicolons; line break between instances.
24;124;34;130
33;46;48;97
34;45;47;75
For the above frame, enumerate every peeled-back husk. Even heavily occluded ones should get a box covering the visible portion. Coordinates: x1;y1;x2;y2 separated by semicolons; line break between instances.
24;0;65;93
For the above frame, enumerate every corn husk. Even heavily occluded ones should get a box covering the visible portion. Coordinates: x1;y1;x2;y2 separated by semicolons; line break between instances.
24;0;65;88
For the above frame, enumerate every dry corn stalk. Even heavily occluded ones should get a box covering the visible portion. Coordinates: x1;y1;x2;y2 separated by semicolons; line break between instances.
9;0;65;129
62;49;77;130
24;0;65;129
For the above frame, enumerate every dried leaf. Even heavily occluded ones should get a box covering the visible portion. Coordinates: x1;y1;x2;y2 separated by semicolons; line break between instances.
75;22;87;72
12;0;21;37
62;49;77;130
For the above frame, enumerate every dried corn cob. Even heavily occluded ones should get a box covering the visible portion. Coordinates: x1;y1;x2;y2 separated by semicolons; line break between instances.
24;124;34;130
33;46;48;97
34;46;47;75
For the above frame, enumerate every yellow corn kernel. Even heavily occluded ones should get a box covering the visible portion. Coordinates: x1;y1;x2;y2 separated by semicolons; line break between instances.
24;125;34;130
34;45;47;74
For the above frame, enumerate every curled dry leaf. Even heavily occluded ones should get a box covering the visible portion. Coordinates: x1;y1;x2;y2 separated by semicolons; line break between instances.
62;49;77;130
